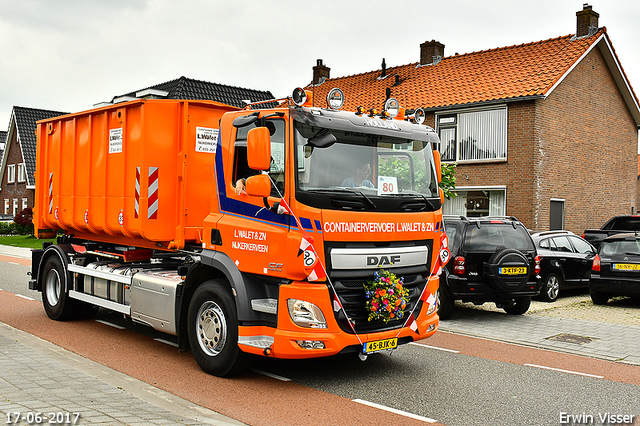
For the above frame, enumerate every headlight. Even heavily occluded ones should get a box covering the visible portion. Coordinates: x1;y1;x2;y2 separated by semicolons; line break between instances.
427;290;439;315
287;299;327;329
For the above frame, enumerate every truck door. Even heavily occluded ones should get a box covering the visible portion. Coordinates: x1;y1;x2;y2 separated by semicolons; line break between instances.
217;114;291;278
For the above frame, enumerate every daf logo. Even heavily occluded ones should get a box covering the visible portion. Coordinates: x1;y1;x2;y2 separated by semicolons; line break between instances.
367;255;401;266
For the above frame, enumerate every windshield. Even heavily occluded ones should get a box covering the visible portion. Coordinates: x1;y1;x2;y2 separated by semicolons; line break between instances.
294;121;439;200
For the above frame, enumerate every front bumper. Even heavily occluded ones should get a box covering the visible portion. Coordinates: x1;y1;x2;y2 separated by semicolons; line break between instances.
237;276;439;359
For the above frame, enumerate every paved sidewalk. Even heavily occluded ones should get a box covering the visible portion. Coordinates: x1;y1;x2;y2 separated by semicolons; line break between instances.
439;307;640;365
0;244;31;259
0;322;245;426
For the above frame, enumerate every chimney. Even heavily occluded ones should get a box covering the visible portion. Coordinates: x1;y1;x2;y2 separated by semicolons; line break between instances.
420;40;445;65
313;59;330;85
381;58;387;78
576;4;599;37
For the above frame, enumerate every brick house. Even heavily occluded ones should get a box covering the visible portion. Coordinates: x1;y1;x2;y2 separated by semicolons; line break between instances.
0;77;274;222
0;107;67;220
305;5;640;234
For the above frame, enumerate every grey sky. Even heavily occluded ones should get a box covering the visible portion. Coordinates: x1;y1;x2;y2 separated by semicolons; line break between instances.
1;1;638;129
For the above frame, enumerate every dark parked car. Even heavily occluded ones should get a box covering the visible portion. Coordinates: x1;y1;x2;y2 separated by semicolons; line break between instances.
530;231;596;302
439;216;542;319
589;232;640;305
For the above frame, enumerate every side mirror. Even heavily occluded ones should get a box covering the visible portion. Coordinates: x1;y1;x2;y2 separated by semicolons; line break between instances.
245;174;271;198
247;127;271;170
433;150;442;183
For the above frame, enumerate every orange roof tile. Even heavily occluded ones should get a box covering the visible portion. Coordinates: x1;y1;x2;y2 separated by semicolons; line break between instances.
306;30;607;112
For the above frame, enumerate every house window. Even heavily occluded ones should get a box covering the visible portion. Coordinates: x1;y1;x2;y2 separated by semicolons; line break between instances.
17;163;26;183
7;164;15;183
12;199;18;216
443;187;506;217
3;199;8;215
22;198;28;211
437;107;507;162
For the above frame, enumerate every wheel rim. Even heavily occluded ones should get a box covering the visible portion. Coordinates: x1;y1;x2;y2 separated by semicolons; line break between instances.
45;268;61;307
546;275;560;300
196;301;227;356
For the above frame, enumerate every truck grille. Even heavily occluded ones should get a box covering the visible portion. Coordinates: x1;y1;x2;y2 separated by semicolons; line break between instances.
330;273;427;334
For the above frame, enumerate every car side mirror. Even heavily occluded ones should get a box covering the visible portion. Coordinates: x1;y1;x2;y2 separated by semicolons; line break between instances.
247;127;271;170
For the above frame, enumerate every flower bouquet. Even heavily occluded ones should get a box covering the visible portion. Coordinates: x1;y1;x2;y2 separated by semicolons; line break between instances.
363;270;409;323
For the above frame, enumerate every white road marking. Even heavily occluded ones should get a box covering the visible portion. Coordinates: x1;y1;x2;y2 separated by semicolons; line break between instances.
353;399;438;423
410;342;460;353
15;294;35;301
251;369;292;382
524;363;604;379
153;338;178;347
95;319;126;329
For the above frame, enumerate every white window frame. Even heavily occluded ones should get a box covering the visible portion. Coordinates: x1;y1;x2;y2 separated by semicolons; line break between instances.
3;199;8;215
22;198;28;211
7;164;15;183
12;199;18;216
17;163;26;183
436;105;508;163
443;186;507;217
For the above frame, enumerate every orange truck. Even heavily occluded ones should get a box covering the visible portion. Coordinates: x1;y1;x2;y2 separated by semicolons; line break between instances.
29;88;448;376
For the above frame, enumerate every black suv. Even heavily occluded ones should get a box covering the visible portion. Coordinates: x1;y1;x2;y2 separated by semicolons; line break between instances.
439;216;542;319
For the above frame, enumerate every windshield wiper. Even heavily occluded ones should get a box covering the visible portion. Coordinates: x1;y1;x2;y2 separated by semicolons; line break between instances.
624;252;640;256
305;188;377;209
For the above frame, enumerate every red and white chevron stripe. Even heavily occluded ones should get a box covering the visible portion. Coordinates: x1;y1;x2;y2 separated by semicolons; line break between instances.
147;167;158;219
48;173;53;214
134;167;140;218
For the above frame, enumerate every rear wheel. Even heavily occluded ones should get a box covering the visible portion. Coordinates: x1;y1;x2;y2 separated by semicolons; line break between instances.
590;292;611;305
503;297;531;315
42;255;76;321
539;273;561;302
187;280;250;377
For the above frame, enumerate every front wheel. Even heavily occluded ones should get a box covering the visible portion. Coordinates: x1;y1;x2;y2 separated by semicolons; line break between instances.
504;297;531;315
436;278;455;320
187;280;250;377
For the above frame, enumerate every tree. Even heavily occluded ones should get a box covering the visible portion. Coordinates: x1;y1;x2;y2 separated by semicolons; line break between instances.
14;207;34;235
440;163;458;199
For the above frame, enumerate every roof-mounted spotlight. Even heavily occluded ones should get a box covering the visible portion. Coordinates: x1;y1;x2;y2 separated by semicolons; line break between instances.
326;88;345;110
368;108;378;117
384;98;400;118
355;106;365;116
292;88;313;107
413;108;426;125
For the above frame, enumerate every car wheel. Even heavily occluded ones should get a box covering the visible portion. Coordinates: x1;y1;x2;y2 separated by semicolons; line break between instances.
485;249;530;292
503;297;531;315
41;255;77;321
540;273;561;302
187;280;250;377
590;292;611;305
437;284;455;320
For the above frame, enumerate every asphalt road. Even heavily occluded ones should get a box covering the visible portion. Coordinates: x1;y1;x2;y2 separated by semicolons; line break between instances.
2;258;640;426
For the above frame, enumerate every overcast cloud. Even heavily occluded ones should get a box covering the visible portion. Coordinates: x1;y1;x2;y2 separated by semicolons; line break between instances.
1;0;638;128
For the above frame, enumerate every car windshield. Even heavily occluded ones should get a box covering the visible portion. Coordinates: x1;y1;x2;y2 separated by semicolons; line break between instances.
294;122;439;198
464;223;534;251
601;239;640;256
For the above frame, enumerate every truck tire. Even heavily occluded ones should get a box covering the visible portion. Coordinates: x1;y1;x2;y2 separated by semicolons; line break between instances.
485;249;530;292
187;280;249;377
42;255;76;321
539;272;561;302
503;297;531;315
